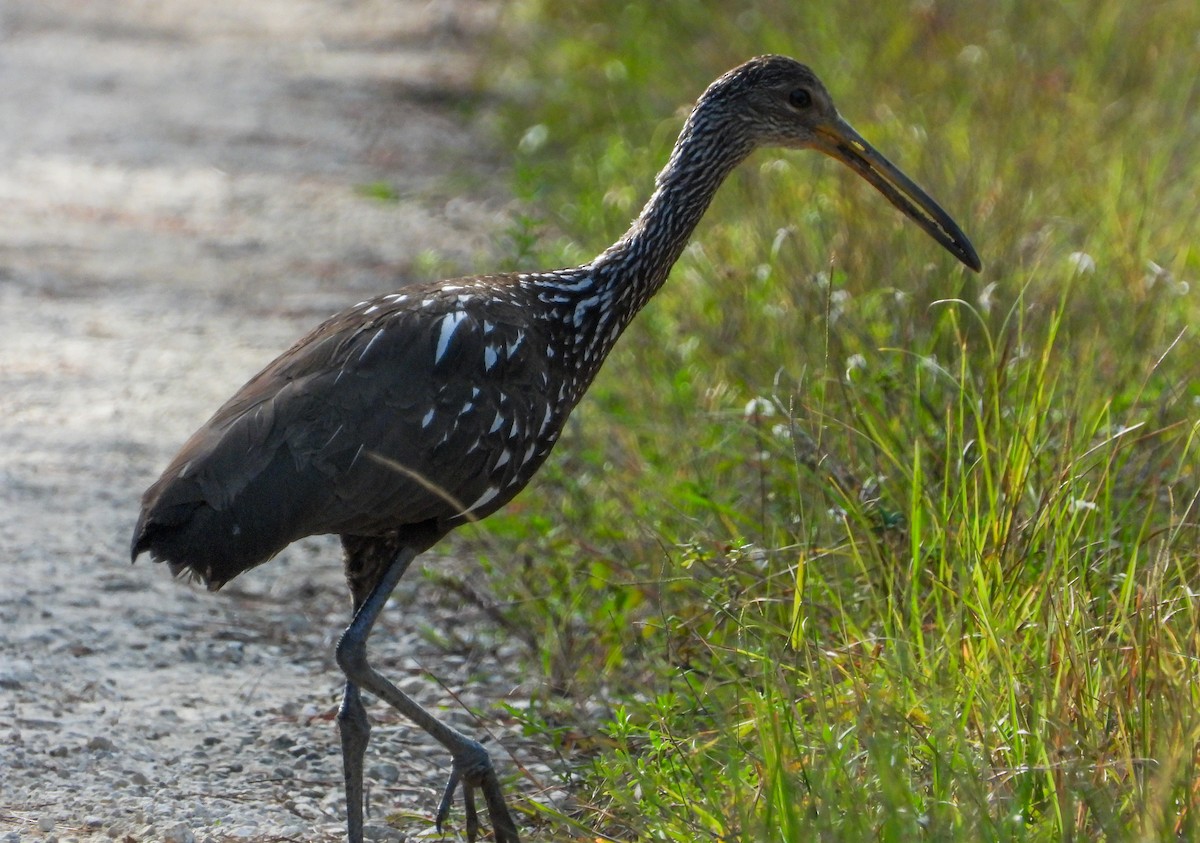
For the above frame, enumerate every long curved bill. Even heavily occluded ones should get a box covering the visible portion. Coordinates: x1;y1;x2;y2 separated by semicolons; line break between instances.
812;117;982;272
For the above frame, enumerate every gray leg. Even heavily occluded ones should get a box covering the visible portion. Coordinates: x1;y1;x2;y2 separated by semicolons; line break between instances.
337;682;370;842
335;545;520;843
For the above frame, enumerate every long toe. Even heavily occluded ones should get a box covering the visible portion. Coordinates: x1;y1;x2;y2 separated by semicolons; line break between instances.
463;785;480;842
479;774;520;843
436;744;520;842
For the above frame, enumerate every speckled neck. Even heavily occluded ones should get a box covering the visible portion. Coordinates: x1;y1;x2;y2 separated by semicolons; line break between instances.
590;98;756;322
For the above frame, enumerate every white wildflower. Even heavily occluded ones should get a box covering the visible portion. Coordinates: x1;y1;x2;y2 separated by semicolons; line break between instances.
845;353;867;381
957;44;986;66
744;396;775;421
518;124;549;154
1067;251;1096;275
978;281;999;314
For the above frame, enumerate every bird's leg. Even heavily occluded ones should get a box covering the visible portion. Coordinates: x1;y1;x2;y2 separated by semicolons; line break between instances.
337;681;370;841
335;545;521;843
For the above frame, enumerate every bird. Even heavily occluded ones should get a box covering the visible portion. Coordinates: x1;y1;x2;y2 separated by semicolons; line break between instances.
132;55;981;843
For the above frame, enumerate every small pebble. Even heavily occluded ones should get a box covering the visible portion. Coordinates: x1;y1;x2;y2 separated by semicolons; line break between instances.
87;735;116;752
544;788;571;807
367;762;400;783
162;823;195;843
39;816;55;832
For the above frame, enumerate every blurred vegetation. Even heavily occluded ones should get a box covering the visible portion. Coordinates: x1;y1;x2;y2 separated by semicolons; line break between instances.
443;0;1200;839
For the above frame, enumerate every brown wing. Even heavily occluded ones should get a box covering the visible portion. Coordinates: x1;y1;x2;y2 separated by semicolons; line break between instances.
132;282;563;589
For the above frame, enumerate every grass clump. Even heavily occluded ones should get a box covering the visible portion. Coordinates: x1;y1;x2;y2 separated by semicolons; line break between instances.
453;0;1200;839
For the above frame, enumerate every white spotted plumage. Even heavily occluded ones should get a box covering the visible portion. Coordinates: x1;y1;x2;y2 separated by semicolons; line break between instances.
468;486;501;512
434;311;468;364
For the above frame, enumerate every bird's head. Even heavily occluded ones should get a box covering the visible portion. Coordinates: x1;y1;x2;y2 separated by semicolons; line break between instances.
700;55;981;271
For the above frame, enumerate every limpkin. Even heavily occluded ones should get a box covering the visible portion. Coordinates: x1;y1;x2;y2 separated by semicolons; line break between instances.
133;56;980;843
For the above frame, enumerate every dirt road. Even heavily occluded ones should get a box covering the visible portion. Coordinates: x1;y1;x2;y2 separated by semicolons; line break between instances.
0;2;551;840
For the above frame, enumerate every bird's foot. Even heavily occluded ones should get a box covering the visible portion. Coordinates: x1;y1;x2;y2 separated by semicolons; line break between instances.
435;740;520;843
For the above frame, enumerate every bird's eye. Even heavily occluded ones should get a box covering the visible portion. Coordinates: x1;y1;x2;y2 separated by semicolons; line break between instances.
789;88;813;109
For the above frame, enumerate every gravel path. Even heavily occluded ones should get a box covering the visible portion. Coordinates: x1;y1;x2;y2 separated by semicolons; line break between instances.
0;3;562;840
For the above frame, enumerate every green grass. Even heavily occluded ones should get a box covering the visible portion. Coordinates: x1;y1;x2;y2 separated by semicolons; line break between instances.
446;1;1200;839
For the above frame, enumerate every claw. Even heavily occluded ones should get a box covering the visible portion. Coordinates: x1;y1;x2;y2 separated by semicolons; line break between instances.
435;747;521;842
435;767;460;833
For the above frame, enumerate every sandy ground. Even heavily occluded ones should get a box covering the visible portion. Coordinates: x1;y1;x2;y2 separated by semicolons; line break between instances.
0;2;561;840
